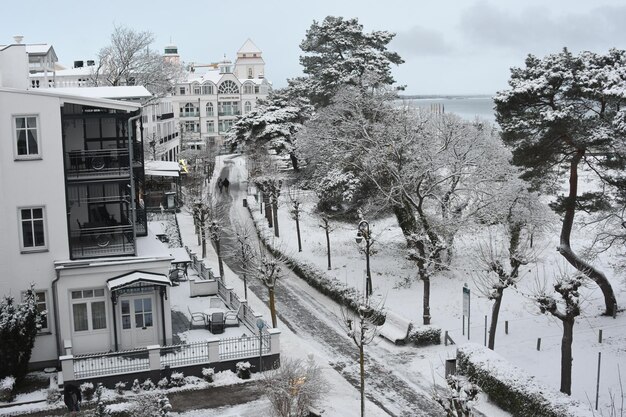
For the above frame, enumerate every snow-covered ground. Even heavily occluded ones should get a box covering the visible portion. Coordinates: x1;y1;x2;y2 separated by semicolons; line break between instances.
221;154;626;416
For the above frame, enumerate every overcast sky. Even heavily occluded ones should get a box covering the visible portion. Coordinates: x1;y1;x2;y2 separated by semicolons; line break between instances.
2;0;625;95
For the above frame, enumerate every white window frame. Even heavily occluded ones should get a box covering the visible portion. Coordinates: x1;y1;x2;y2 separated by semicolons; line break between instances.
206;102;214;116
244;101;252;114
206;120;215;133
70;288;108;333
18;206;48;253
13;114;41;160
22;290;50;333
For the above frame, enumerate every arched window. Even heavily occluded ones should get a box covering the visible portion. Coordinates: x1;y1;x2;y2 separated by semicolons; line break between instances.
244;101;252;113
243;84;253;95
218;80;239;94
192;83;201;95
181;103;197;117
202;83;213;95
205;102;214;116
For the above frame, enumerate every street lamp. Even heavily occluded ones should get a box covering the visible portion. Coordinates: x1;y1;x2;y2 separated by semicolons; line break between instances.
256;318;266;372
355;220;372;298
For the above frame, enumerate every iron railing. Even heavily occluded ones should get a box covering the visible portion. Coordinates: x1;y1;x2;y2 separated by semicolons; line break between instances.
65;149;130;179
160;341;210;368
219;333;269;360
73;347;149;379
70;225;135;259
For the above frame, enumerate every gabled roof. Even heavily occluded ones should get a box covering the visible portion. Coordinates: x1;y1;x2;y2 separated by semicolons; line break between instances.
237;39;262;55
53;86;152;100
107;271;171;291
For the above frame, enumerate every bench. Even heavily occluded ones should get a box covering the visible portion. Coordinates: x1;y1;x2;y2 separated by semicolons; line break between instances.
378;310;413;345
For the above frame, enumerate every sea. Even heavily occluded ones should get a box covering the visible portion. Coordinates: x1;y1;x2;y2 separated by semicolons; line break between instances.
398;96;496;124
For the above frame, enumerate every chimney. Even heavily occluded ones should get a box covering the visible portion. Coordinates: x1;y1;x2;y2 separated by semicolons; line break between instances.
13;35;24;44
86;60;95;66
74;60;84;68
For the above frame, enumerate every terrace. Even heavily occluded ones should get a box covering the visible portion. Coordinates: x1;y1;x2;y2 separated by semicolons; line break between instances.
59;247;280;386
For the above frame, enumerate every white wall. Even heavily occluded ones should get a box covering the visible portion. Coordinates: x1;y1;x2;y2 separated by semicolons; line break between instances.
0;45;29;89
0;90;69;364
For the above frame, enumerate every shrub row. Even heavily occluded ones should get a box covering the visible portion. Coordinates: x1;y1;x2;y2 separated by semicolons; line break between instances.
456;344;591;417
247;200;441;345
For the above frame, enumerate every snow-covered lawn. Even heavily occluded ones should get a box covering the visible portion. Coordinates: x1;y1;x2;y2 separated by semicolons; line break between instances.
227;154;626;415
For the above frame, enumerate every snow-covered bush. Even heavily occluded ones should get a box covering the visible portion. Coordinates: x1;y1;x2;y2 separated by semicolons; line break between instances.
157;377;169;390
236;362;252;380
201;367;215;383
169;372;185;387
131;379;141;394
0;286;44;381
457;344;591;417
80;382;95;401
141;378;155;391
127;393;172;417
408;326;441;346
0;376;15;402
433;374;479;416
114;381;126;395
46;386;61;404
93;383;107;417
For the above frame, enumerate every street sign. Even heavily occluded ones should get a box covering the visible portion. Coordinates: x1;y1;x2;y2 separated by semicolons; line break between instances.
462;285;470;316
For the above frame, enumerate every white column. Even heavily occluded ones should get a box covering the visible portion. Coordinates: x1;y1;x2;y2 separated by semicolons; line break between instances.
207;338;220;362
267;329;281;355
147;345;161;370
59;355;75;383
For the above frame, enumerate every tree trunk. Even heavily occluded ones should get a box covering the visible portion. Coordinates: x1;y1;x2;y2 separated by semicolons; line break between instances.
215;240;224;279
201;229;206;259
325;227;331;270
488;288;504;350
295;215;302;252
559;150;617;316
272;202;279;237
560;318;575;395
422;275;431;325
268;287;277;328
289;151;299;172
359;344;365;417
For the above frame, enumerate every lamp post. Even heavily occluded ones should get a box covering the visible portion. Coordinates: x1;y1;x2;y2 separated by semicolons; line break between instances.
256;318;265;372
355;220;372;298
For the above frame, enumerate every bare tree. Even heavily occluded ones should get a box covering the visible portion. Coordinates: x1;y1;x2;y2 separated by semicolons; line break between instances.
249;246;288;328
255;177;283;237
92;25;182;97
319;215;333;270
288;189;304;253
340;297;382;417
225;219;256;300
261;356;327;417
534;272;584;395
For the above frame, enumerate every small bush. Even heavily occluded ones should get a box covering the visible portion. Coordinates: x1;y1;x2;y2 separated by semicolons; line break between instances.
0;376;15;402
131;379;141;394
169;372;185;387
80;382;95;401
46;387;61;404
201;368;215;383
157;378;169;390
236;362;252;380
409;326;441;346
114;381;126;396
142;379;155;391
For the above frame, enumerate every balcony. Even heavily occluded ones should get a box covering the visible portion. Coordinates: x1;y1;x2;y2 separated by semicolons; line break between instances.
70;224;135;259
66;149;130;180
180;112;199;118
158;112;174;120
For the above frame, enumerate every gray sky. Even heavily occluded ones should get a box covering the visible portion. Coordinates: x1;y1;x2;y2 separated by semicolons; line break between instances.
2;0;625;95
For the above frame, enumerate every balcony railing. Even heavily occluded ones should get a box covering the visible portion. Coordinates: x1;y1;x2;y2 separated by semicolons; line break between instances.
180;111;199;118
66;149;130;180
70;224;135;259
157;112;174;120
218;110;241;116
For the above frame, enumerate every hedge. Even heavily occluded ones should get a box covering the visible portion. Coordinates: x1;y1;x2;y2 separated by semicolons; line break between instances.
456;344;592;417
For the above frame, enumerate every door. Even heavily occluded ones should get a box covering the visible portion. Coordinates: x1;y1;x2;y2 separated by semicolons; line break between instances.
119;295;158;349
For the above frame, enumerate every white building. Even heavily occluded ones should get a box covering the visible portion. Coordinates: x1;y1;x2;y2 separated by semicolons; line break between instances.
171;39;271;152
0;42;174;367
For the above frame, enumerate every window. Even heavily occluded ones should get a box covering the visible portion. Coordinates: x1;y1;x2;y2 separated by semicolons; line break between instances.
254;86;260;94
206;121;215;133
218;80;239;94
178;87;186;95
248;68;253;79
218;120;235;133
71;288;107;332
180;103;198;117
22;290;49;332
244;101;252;114
218;101;239;116
243;84;253;94
202;84;213;95
192;84;201;95
205;102;214;116
19;207;46;251
183;121;199;132
14;116;40;158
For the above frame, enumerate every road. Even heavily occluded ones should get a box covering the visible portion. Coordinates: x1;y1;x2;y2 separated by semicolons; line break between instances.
213;155;447;417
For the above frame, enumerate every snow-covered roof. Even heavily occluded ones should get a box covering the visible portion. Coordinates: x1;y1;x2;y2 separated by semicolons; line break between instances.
52;86;151;100
24;44;54;55
237;39;262;55
107;271;171;291
0;87;141;112
31;66;93;77
145;160;181;177
170;247;191;264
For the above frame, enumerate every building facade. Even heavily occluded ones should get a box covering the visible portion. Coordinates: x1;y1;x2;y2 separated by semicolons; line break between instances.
0;43;173;366
171;39;271;153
